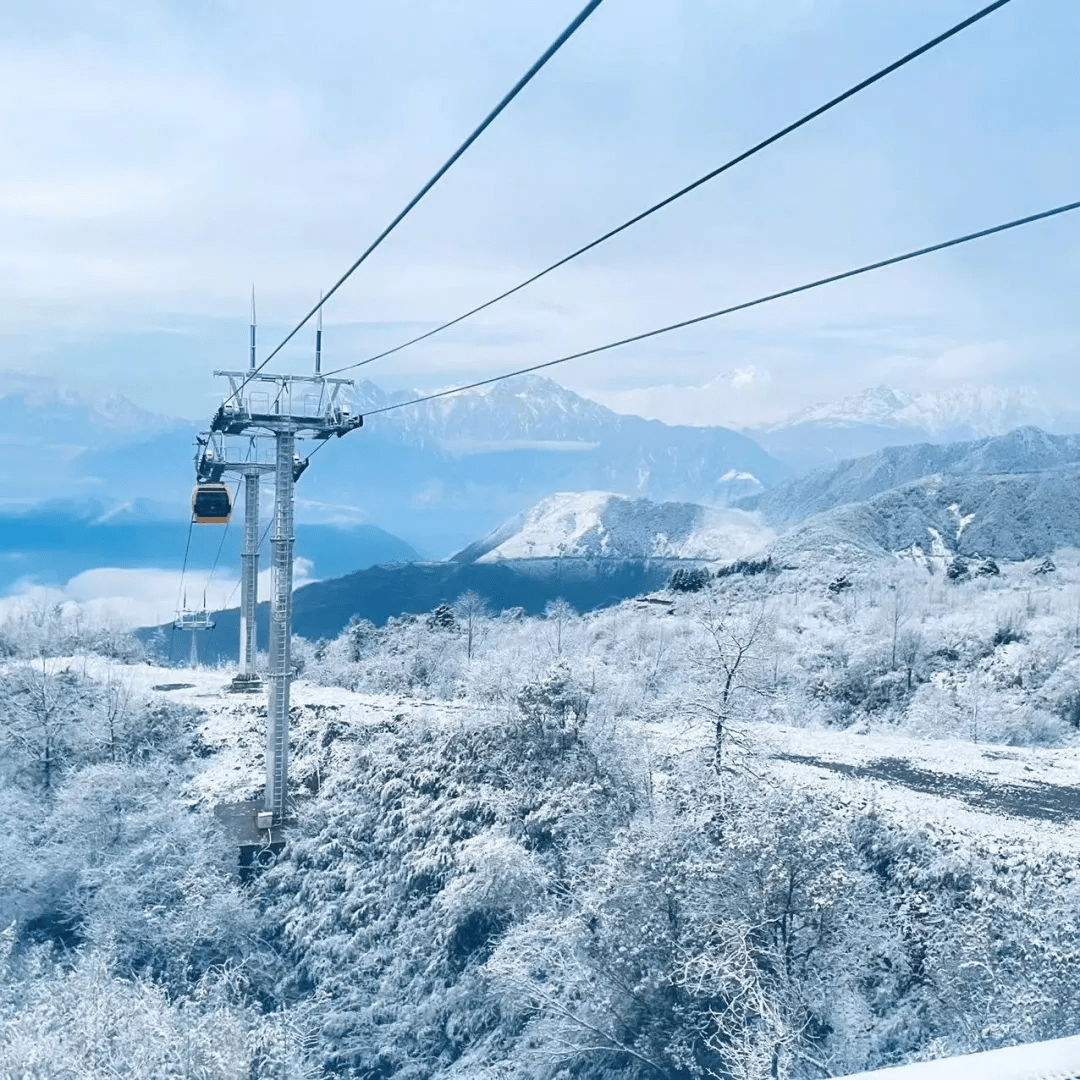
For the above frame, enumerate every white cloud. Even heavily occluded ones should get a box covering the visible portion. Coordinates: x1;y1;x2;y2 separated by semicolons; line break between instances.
0;560;315;632
586;366;787;429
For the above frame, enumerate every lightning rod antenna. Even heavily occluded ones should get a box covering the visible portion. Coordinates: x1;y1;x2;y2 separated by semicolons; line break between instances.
315;294;323;375
249;286;257;372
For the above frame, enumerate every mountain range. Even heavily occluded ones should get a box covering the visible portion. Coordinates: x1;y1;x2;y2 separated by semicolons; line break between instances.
743;426;1080;528
129;423;1080;643
443;426;1080;581
746;385;1066;470
4;374;1079;590
0;374;784;559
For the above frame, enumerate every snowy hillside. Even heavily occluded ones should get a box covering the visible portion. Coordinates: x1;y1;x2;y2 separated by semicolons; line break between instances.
738;428;1080;568
452;491;773;564
749;385;1065;470
769;466;1080;568
746;427;1080;528
8;506;1080;1074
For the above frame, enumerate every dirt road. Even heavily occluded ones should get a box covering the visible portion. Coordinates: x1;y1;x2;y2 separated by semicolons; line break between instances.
777;753;1080;823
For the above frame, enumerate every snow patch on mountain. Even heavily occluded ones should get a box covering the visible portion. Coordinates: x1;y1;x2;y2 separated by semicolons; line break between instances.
454;492;773;564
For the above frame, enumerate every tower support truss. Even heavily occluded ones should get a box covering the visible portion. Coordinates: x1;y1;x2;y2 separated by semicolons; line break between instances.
199;370;361;826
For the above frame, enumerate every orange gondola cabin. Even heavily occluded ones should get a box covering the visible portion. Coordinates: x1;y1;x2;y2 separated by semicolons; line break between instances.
191;482;233;524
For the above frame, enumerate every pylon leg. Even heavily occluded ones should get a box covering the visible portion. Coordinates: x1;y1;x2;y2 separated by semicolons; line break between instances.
233;470;263;692
265;429;295;824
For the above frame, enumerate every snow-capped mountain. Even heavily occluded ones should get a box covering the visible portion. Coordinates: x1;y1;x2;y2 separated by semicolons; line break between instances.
350;375;779;481
744;427;1080;529
748;385;1063;471
0;374;188;501
0;374;783;559
453;491;773;565
0;372;184;439
773;385;1051;435
350;375;618;449
771;465;1080;569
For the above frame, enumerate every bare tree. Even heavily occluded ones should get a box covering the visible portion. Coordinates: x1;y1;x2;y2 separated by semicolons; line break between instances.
452;590;488;662
544;598;575;658
692;602;771;776
897;628;923;693
102;673;132;763
969;668;982;743
6;658;87;791
887;584;910;671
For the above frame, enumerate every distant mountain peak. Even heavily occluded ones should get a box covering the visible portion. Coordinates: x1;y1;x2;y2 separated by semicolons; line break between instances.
768;383;1050;437
453;491;773;565
0;371;185;431
751;384;1063;472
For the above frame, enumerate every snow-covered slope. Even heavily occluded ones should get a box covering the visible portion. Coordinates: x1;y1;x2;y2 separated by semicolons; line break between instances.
746;427;1080;529
770;464;1080;569
749;386;1062;471
453;491;773;564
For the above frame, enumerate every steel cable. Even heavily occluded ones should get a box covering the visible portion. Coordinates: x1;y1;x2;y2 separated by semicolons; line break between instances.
360;199;1080;419
323;0;1016;379
224;0;605;406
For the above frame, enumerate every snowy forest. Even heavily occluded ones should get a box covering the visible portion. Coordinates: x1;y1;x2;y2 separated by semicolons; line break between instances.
3;549;1080;1078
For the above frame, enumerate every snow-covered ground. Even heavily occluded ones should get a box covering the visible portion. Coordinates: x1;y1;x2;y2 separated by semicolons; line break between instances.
67;657;473;808
80;657;1080;867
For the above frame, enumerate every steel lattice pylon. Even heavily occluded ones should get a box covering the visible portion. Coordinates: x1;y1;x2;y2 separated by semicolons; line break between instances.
173;607;215;669
200;369;361;826
196;433;275;691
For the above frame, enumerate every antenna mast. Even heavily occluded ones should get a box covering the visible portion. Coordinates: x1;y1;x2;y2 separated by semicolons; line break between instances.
250;286;257;372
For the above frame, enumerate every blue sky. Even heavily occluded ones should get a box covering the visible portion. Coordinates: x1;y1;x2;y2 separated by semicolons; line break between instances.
0;0;1076;427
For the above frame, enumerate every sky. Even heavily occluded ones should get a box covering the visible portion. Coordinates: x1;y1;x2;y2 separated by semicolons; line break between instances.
1;0;1077;428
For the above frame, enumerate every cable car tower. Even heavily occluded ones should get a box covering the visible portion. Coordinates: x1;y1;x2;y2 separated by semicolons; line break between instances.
199;300;361;826
193;293;277;692
195;431;276;691
174;603;215;669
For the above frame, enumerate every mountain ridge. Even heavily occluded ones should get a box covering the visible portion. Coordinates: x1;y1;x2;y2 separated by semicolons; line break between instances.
452;491;772;565
746;385;1070;470
742;426;1080;529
